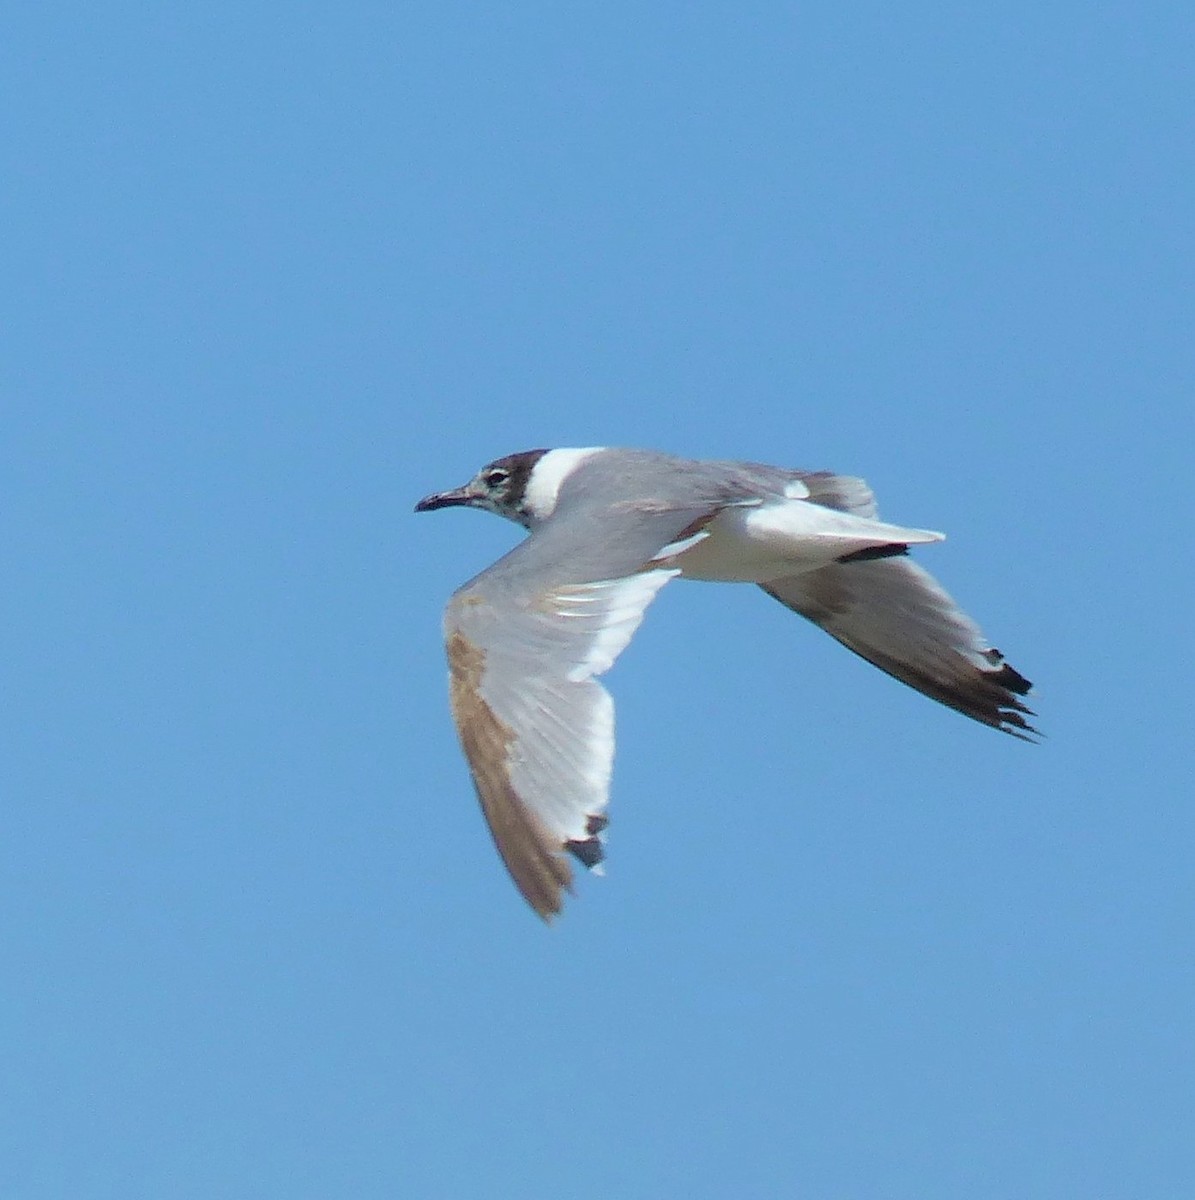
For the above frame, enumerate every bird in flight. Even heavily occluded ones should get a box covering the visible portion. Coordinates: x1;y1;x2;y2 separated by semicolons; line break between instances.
416;447;1036;920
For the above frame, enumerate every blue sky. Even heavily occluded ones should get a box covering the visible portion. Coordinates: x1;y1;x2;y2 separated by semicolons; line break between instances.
3;4;1193;1197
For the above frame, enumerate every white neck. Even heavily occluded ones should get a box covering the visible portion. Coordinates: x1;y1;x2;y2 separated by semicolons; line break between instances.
522;447;606;520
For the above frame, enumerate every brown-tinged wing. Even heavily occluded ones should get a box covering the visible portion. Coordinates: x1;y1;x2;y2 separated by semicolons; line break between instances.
439;501;725;919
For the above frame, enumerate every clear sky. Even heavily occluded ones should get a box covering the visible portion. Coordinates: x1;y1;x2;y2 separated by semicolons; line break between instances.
3;5;1193;1197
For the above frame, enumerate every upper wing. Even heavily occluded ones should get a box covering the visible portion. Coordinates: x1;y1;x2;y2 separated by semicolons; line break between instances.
443;503;719;919
790;470;878;518
762;557;1037;738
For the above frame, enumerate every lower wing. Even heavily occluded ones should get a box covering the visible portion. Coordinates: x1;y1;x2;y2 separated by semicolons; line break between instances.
761;557;1037;738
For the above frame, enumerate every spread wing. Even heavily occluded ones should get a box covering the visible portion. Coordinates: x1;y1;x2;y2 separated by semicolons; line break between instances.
442;504;719;919
762;557;1037;738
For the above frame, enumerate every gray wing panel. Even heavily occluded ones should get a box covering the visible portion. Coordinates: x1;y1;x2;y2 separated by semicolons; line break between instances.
762;557;1037;738
699;459;878;517
443;502;720;918
791;471;878;518
551;447;878;521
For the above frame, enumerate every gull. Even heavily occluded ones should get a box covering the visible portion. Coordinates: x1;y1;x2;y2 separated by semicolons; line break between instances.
416;447;1036;919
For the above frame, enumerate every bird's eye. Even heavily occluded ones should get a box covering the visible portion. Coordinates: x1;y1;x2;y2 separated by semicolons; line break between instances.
483;469;509;488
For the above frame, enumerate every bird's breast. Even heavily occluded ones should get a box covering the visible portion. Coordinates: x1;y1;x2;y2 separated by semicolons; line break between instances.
670;504;826;582
669;499;933;583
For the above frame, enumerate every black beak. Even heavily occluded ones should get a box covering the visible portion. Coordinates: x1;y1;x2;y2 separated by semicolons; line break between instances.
414;485;473;513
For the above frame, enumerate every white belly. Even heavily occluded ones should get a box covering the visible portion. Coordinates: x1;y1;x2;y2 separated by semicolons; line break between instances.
670;501;944;583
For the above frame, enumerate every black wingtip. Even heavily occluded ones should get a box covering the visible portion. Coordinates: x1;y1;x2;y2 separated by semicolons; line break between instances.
984;650;1032;696
565;837;605;868
999;710;1042;742
565;813;608;870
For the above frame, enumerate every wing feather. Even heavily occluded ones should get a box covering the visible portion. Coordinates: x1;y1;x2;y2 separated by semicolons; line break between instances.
762;557;1037;738
441;503;717;918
